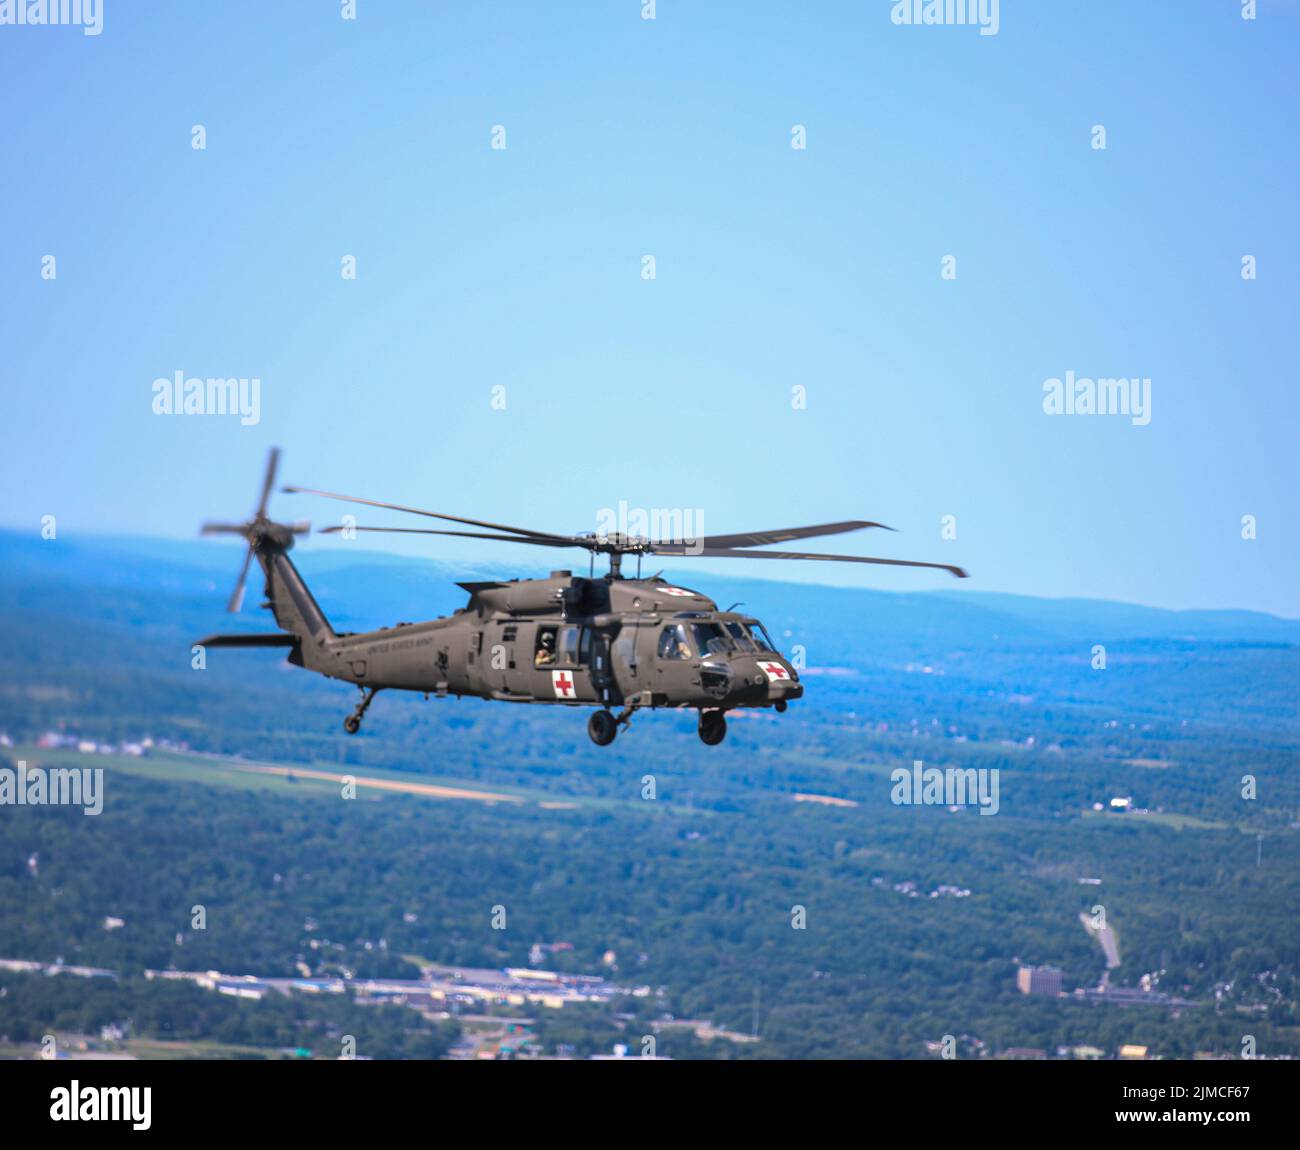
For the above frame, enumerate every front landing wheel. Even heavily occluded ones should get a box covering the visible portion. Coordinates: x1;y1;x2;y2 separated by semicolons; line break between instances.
698;710;727;745
588;710;618;746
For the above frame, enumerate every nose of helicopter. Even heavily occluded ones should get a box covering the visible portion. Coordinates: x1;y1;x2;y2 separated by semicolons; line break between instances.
723;655;802;707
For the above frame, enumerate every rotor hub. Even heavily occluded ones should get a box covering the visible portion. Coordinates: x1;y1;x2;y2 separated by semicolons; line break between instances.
584;531;652;554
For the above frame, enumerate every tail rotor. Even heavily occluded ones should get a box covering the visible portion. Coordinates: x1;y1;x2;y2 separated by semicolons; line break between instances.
201;448;309;613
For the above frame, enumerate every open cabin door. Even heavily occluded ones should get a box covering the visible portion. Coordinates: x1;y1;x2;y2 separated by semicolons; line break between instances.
532;622;599;703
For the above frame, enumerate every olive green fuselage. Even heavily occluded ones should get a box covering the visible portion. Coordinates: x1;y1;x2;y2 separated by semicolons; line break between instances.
298;569;801;713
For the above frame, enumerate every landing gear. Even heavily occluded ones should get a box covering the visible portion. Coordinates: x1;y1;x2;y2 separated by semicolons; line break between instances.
774;700;788;713
698;710;727;746
588;709;618;746
344;688;378;735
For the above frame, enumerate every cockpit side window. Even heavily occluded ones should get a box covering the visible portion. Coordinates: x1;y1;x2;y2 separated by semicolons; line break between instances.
658;623;692;660
749;623;777;652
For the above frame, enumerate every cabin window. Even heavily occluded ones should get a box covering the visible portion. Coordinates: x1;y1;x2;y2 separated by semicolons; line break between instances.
534;626;558;667
556;625;582;666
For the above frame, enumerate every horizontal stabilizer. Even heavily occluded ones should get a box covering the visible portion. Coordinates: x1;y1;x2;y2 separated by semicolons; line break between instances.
196;633;298;649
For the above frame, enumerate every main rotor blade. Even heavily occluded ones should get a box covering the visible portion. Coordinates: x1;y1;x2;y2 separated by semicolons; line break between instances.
256;448;281;520
201;523;248;536
695;520;894;550
283;486;570;543
319;525;583;548
228;545;255;613
650;544;968;579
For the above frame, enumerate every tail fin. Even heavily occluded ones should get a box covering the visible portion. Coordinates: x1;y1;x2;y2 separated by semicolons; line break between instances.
252;539;336;644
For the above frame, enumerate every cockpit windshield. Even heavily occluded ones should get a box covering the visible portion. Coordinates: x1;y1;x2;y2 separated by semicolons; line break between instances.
660;618;778;659
690;622;733;659
724;621;756;652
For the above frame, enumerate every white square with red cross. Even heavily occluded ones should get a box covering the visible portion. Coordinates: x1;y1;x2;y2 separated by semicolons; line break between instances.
551;670;578;698
757;661;790;683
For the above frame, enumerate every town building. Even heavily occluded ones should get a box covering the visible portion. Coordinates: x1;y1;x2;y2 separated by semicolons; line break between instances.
1016;964;1063;996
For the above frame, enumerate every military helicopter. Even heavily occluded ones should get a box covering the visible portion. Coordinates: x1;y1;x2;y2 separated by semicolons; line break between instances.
199;450;968;746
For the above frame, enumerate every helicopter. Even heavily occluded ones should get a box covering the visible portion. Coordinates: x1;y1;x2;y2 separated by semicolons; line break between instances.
198;450;968;746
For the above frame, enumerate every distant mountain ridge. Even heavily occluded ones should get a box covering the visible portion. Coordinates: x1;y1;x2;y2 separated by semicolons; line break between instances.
1;527;1297;781
3;528;1297;646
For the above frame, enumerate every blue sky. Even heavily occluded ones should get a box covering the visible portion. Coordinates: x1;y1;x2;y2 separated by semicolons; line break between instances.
1;1;1296;615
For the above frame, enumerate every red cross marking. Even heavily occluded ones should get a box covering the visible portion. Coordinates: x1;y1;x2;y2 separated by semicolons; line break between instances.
554;673;574;695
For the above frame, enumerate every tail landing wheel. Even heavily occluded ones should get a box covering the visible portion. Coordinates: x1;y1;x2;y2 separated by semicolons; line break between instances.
698;710;727;746
344;688;378;735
